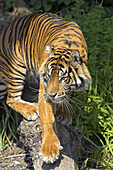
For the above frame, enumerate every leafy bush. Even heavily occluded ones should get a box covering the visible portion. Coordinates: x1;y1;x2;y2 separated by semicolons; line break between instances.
24;0;75;12
62;1;113;169
0;100;20;150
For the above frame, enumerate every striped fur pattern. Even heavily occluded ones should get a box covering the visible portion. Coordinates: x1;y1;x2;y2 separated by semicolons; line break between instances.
0;12;91;163
0;78;7;99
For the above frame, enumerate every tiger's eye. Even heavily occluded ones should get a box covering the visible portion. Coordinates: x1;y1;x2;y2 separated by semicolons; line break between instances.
47;74;51;80
59;76;67;83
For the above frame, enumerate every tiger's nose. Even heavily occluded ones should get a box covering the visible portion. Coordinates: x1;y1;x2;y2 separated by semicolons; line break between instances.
49;93;57;98
58;92;65;96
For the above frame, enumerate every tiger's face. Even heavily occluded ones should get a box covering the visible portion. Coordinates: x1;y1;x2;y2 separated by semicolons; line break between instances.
40;45;91;103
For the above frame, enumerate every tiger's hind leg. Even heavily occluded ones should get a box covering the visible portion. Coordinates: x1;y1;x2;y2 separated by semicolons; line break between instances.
54;103;72;126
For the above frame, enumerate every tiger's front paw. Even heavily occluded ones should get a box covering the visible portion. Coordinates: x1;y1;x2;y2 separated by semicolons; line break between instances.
22;103;39;120
7;98;39;121
39;133;63;163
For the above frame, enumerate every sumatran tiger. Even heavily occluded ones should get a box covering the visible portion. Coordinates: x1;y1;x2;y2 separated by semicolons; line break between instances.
0;12;91;163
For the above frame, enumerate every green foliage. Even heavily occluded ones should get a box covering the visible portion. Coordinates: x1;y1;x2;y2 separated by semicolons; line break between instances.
0;100;20;150
5;0;13;11
25;0;75;12
62;1;113;169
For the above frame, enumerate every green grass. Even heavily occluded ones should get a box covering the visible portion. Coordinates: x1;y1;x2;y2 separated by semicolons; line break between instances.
0;99;20;151
64;1;113;169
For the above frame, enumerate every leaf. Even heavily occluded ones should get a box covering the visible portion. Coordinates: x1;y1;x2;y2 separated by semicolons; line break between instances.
100;108;109;115
0;134;3;150
107;105;113;114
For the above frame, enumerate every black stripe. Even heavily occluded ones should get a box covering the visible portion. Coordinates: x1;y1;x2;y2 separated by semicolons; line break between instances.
8;17;24;44
59;64;64;68
64;33;82;40
7;81;23;87
63;54;69;59
30;41;34;71
50;63;57;66
0;88;7;92
2;25;9;56
7;95;21;99
7;89;22;93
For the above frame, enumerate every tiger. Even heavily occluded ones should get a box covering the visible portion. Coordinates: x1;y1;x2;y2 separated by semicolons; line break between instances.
0;12;91;163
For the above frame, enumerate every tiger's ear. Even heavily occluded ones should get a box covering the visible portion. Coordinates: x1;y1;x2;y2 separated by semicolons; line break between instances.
71;50;80;63
46;44;53;56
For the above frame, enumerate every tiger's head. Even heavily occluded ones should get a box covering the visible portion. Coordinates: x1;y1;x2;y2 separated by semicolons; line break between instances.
40;45;91;103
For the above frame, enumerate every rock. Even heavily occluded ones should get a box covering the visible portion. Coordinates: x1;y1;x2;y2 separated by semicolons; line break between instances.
18;117;82;170
13;160;20;166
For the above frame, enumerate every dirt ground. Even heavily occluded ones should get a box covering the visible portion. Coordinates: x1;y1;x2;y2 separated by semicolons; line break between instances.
0;118;42;170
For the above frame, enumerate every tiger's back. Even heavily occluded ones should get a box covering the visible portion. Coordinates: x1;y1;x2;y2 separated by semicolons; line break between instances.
0;12;87;73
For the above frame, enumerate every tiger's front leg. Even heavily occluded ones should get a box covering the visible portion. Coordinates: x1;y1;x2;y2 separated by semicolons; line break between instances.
38;81;62;163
